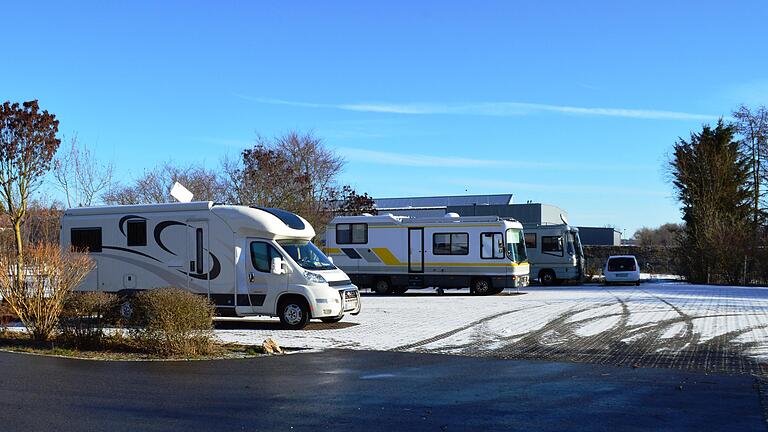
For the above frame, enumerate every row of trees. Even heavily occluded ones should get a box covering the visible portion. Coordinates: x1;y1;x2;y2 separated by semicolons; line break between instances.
52;131;375;235
669;105;768;284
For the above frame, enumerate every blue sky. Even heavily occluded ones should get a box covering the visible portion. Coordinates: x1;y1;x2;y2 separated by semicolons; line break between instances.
3;1;767;235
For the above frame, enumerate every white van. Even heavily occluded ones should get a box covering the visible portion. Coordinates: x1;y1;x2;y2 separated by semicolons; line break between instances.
604;255;640;286
325;213;530;295
60;202;361;329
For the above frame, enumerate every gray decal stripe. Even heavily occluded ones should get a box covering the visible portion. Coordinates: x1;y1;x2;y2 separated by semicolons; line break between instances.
341;248;362;259
102;246;162;262
355;248;381;263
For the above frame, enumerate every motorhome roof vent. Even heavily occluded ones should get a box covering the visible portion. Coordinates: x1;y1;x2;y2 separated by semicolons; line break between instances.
445;212;460;218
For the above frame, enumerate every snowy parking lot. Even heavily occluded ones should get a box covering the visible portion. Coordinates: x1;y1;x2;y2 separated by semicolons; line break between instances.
216;280;768;374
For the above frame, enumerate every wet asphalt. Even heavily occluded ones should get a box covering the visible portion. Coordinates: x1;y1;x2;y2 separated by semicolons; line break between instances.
0;349;764;431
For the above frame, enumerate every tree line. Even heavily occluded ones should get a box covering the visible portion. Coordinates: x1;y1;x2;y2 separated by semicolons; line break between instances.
668;105;768;284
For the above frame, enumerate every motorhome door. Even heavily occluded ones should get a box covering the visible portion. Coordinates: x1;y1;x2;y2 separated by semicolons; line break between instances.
186;221;210;297
243;239;289;314
408;228;424;273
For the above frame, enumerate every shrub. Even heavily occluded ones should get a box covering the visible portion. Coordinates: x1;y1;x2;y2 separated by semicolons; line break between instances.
59;291;118;349
130;287;216;357
0;243;94;341
0;301;16;336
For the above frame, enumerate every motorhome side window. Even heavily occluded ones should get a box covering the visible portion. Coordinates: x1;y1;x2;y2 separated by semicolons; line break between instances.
541;236;563;256
336;223;367;244
126;219;147;246
524;233;537;249
250;242;281;273
433;233;469;255
71;228;102;252
481;233;504;259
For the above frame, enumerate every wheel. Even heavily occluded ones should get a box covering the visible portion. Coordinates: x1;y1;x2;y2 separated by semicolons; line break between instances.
374;278;392;294
392;287;409;295
539;270;557;286
471;278;493;296
320;316;344;323
278;298;310;330
635;281;640;286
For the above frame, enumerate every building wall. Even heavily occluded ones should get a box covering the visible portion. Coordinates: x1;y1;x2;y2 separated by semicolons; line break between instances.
577;227;622;246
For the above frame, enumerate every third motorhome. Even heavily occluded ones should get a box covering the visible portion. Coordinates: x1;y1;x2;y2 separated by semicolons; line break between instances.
325;213;530;295
60;202;361;329
523;224;584;285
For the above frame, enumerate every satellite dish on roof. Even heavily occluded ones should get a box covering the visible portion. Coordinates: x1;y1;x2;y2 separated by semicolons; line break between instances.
170;182;194;203
560;213;569;225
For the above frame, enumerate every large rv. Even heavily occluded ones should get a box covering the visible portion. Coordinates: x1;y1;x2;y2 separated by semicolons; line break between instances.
60;202;361;329
523;224;584;285
325;214;530;295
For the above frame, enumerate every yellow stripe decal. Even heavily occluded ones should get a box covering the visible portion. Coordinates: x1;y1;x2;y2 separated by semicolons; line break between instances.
371;248;403;265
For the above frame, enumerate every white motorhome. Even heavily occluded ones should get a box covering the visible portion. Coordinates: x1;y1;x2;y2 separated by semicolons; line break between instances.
523;224;584;285
325;214;530;295
60;202;361;329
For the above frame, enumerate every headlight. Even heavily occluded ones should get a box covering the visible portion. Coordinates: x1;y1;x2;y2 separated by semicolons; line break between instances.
304;271;327;284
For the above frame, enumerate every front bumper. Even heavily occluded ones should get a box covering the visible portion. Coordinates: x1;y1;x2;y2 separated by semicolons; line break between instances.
338;286;361;315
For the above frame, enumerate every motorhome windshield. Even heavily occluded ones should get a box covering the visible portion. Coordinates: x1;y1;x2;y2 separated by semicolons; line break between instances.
568;231;584;257
506;228;528;263
277;240;336;271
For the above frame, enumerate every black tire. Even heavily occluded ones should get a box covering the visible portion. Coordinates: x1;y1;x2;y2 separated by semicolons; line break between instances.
471;278;493;296
278;297;310;330
320;316;344;323
635;281;641;286
539;270;557;286
392;287;409;295
374;278;392;294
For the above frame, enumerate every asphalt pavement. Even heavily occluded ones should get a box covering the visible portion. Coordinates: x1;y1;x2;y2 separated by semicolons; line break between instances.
0;349;764;431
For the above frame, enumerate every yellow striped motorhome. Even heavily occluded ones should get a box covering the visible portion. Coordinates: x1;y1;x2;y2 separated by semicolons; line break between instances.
325;213;530;295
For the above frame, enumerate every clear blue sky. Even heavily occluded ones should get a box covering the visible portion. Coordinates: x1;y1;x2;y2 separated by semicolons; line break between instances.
3;1;767;236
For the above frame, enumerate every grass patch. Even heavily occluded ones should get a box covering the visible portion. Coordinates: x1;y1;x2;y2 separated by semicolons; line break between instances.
0;330;271;361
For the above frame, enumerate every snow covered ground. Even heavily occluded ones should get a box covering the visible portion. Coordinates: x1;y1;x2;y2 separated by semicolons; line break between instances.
216;281;768;372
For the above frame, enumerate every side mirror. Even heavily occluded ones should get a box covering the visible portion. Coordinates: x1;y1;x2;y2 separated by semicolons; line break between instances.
271;257;285;275
327;256;334;264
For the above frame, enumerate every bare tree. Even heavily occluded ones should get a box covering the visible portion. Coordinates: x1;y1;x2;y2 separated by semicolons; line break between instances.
632;223;683;247
104;162;226;205
225;132;346;231
0;243;93;341
53;134;114;207
0;100;61;274
733;105;768;227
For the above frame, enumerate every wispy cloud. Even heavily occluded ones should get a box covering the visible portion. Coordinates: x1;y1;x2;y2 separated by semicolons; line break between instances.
236;94;718;121
338;147;572;169
337;147;653;172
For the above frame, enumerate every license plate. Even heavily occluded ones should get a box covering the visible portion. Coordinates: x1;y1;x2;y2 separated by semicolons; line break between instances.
616;273;628;278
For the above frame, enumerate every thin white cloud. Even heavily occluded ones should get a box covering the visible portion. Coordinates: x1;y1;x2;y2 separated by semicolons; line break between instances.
337;147;653;172
338;147;560;169
236;94;718;121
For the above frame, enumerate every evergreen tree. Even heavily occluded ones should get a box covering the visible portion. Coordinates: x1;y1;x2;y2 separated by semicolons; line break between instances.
669;120;752;283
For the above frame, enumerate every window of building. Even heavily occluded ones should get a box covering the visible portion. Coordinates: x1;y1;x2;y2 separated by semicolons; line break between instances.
541;236;563;256
336;223;368;244
524;233;537;249
126;219;147;246
250;241;282;273
481;232;505;259
71;228;102;253
433;232;469;255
